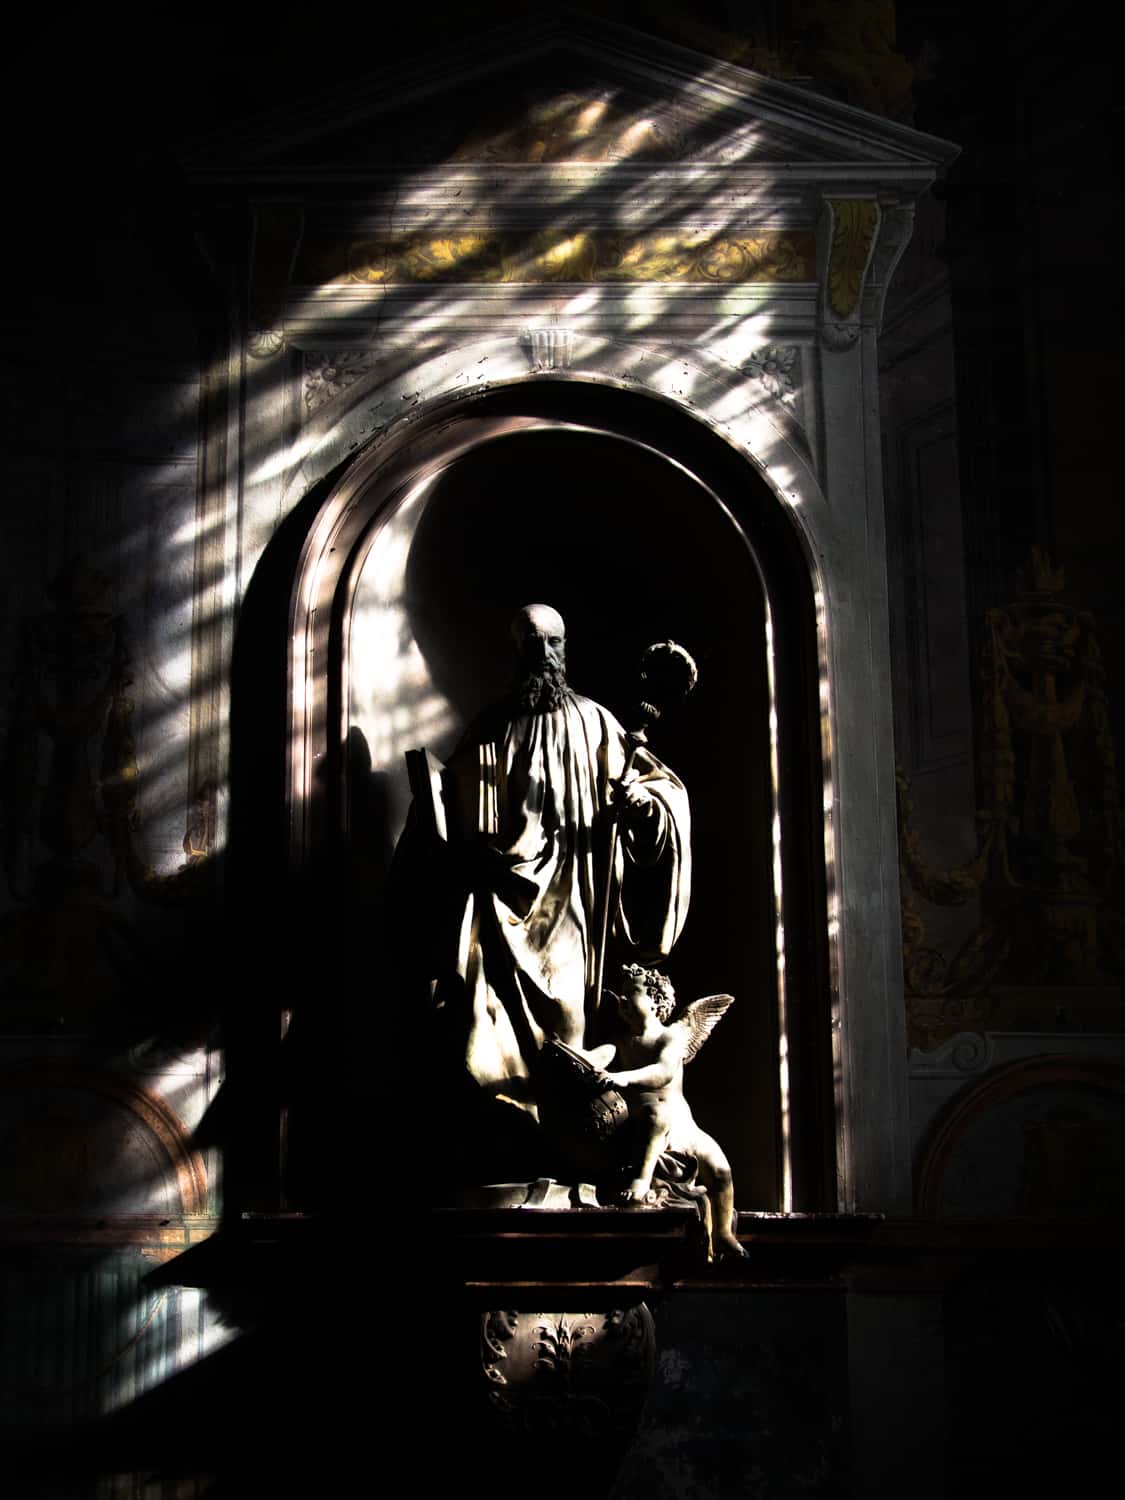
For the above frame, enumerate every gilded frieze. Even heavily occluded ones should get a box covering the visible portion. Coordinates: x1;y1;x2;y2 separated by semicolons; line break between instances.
295;230;815;287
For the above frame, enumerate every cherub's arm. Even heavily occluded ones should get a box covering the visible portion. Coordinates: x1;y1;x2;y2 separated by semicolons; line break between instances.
574;1042;615;1070
605;1032;683;1090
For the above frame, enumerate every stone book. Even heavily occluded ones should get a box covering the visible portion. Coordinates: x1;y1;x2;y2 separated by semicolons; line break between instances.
405;746;449;842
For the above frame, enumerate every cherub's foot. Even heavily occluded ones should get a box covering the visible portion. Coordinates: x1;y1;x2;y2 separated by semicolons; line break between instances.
715;1231;748;1260
620;1178;655;1205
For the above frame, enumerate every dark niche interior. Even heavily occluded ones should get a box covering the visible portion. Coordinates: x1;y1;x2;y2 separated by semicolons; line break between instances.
360;426;782;1207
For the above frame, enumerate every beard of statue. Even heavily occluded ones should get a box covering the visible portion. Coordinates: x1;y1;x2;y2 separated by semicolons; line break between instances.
515;654;570;714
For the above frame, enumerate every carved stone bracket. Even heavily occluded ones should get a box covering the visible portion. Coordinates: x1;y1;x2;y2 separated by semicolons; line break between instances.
520;325;574;372
818;197;880;350
866;200;917;331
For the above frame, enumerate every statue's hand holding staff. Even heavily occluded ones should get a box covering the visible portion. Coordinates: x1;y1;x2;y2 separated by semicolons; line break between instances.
592;641;698;1010
611;776;660;827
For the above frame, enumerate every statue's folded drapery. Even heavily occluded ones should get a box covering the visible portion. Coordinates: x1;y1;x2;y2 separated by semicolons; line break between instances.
429;692;691;1114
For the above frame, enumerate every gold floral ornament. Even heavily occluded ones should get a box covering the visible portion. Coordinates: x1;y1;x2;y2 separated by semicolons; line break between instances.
346;240;392;283
510;231;600;283
609;233;701;281
341;231;814;285
347;235;504;284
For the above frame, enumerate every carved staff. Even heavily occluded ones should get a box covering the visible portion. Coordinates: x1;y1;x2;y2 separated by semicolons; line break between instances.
592;640;698;1011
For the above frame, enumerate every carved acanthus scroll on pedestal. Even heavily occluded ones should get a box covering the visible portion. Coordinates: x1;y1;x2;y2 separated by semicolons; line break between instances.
481;1305;655;1440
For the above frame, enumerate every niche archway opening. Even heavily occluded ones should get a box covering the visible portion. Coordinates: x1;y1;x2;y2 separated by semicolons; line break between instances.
278;379;834;1214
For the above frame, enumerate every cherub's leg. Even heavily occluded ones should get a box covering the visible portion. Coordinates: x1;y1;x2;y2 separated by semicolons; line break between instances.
697;1190;714;1261
709;1169;744;1259
695;1136;746;1260
621;1122;666;1204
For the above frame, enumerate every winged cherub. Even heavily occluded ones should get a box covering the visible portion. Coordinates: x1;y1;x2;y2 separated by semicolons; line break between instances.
591;963;746;1261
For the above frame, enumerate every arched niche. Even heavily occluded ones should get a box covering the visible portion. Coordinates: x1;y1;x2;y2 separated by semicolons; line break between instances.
0;1065;207;1218
916;1057;1125;1219
270;377;835;1214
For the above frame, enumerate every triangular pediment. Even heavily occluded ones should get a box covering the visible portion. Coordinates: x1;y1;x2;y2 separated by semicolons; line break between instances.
179;10;956;180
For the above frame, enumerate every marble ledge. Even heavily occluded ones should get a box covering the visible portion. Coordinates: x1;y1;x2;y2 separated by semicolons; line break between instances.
139;1208;1125;1305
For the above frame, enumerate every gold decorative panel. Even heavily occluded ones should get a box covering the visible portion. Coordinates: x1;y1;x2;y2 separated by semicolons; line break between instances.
295;230;816;286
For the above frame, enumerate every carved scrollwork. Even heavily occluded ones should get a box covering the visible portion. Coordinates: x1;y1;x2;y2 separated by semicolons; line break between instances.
340;230;815;286
949;1033;991;1072
481;1305;655;1439
481;1309;519;1385
909;1030;995;1076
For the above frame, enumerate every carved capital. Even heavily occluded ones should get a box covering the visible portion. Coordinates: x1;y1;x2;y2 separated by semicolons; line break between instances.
820;319;861;352
246;326;287;359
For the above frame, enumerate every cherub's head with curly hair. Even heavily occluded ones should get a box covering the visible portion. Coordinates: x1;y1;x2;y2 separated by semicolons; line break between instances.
618;963;677;1023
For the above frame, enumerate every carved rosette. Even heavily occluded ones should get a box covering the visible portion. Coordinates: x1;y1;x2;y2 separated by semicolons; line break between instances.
481;1305;655;1440
745;344;799;400
303;350;377;412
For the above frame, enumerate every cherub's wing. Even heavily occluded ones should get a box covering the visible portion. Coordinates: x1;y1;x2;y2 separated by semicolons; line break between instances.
673;994;735;1064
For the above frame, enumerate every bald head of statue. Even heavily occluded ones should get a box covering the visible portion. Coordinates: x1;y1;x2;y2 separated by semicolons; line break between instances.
511;603;570;713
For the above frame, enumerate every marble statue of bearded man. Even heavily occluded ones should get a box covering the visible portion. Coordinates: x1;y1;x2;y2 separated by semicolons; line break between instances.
425;603;691;1119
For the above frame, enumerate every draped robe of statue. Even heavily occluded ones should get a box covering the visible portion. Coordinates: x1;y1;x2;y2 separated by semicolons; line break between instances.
431;690;691;1116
